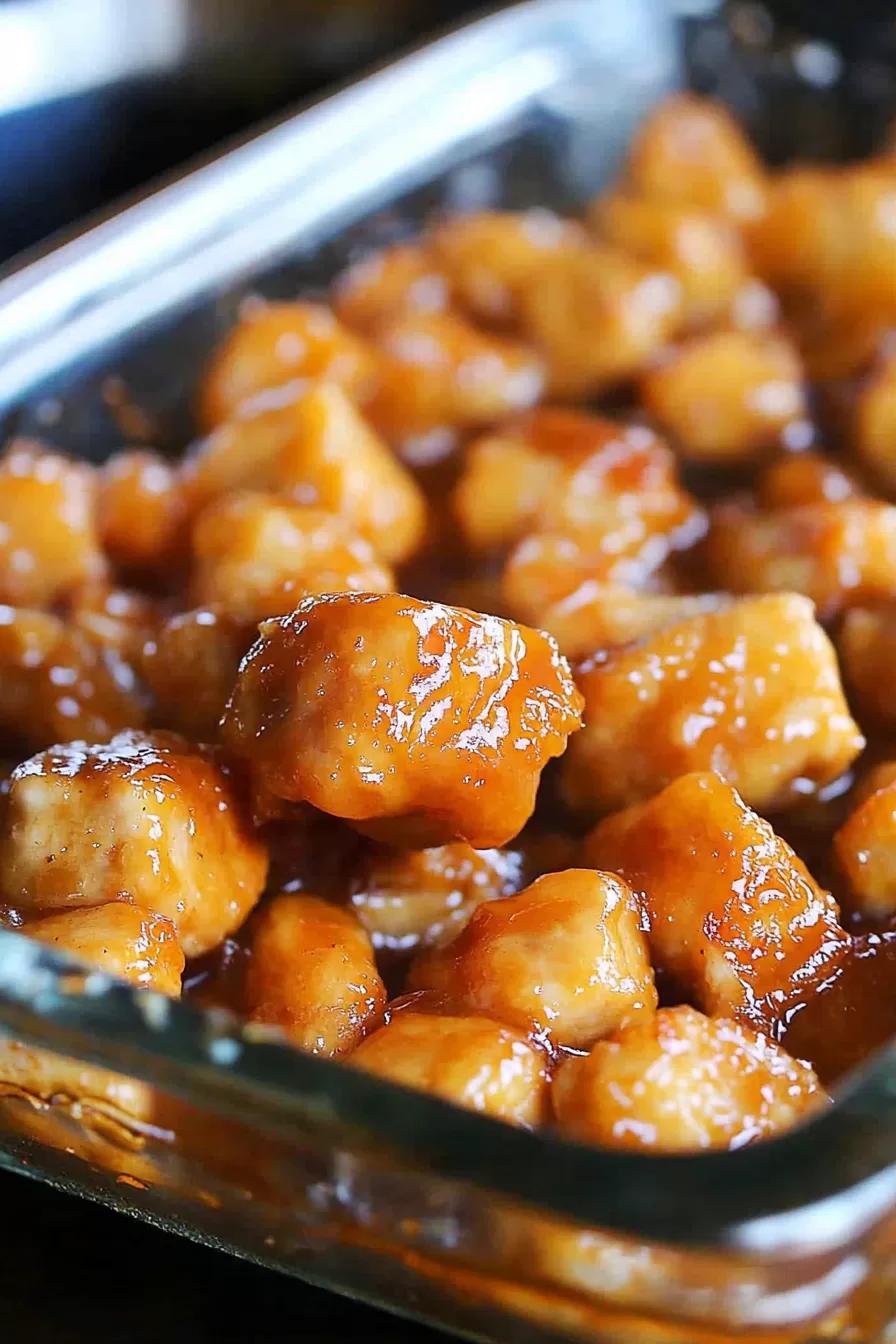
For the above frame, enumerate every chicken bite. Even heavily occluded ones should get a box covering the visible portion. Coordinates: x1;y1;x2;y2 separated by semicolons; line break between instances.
0;606;146;753
518;245;682;399
333;243;449;332
244;893;386;1055
97;450;188;575
853;353;896;492
348;842;524;954
452;409;703;561
834;776;896;919
350;1013;548;1127
625;93;767;223
25;902;184;996
140;606;253;741
1;730;267;956
756;452;859;509
563;593;864;816
428;209;586;326
585;772;848;1022
553;1006;824;1152
189;492;394;623
0;442;106;608
196;300;379;430
640;330;809;464
407;870;656;1053
537;584;726;663
839;605;896;725
706;498;896;622
221;593;583;849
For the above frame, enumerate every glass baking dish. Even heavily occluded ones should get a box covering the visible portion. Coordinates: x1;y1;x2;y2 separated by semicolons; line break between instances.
2;1;896;1339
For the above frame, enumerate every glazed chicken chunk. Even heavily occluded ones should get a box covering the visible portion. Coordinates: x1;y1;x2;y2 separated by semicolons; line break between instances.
244;893;386;1055
585;772;848;1023
562;593;864;816
221;593;583;849
350;1012;549;1127
140;607;254;742
407;870;657;1053
834;774;896;919
1;730;268;956
553;1006;824;1152
25;902;184;997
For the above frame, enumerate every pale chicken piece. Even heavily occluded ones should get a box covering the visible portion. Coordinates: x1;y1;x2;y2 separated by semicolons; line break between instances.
407;870;656;1053
140;606;254;741
428;209;587;325
244;893;385;1055
189;492;394;624
452;409;703;560
839;605;896;725
706;498;896;622
333;243;449;332
640;330;810;464
26;902;184;996
553;1006;824;1152
590;191;748;327
757;452;859;509
518;245;683;399
349;843;524;954
563;594;864;816
538;584;726;662
196;300;380;431
0;1039;155;1127
1;730;268;956
834;777;896;918
0;442;106;608
585;773;848;1022
221;593;583;850
97;450;188;574
0;606;146;753
625;93;767;223
364;310;545;449
183;382;427;565
350;1013;549;1127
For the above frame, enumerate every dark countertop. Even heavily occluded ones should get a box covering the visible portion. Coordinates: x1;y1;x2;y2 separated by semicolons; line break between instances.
0;1167;441;1343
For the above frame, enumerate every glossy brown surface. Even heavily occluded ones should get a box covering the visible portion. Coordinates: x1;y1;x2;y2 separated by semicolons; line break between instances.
585;773;848;1025
97;450;188;576
0;730;267;956
221;593;583;849
552;1006;825;1151
24;902;184;996
407;870;657;1053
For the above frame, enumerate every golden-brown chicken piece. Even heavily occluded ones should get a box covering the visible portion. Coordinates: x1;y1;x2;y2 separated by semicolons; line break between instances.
428;209;586;326
839;605;896;725
364;310;544;449
244;892;385;1055
0;1039;155;1128
748;167;843;297
196;300;380;430
590;191;748;327
184;382;426;566
221;593;583;849
834;777;896;919
553;1006;824;1152
348;842;523;954
640;330;809;463
585;773;848;1022
853;353;896;491
0;442;106;609
26;903;184;996
706;498;896;621
537;584;726;662
626;93;767;222
757;452;859;509
1;730;267;956
189;492;394;624
97;450;187;575
563;594;863;816
452;410;703;561
518;246;683;399
0;606;146;753
67;583;160;667
407;870;656;1053
350;1012;549;1127
333;243;449;332
140;606;252;741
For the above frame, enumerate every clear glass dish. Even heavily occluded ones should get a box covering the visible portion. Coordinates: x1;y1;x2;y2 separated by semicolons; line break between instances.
1;2;896;1339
